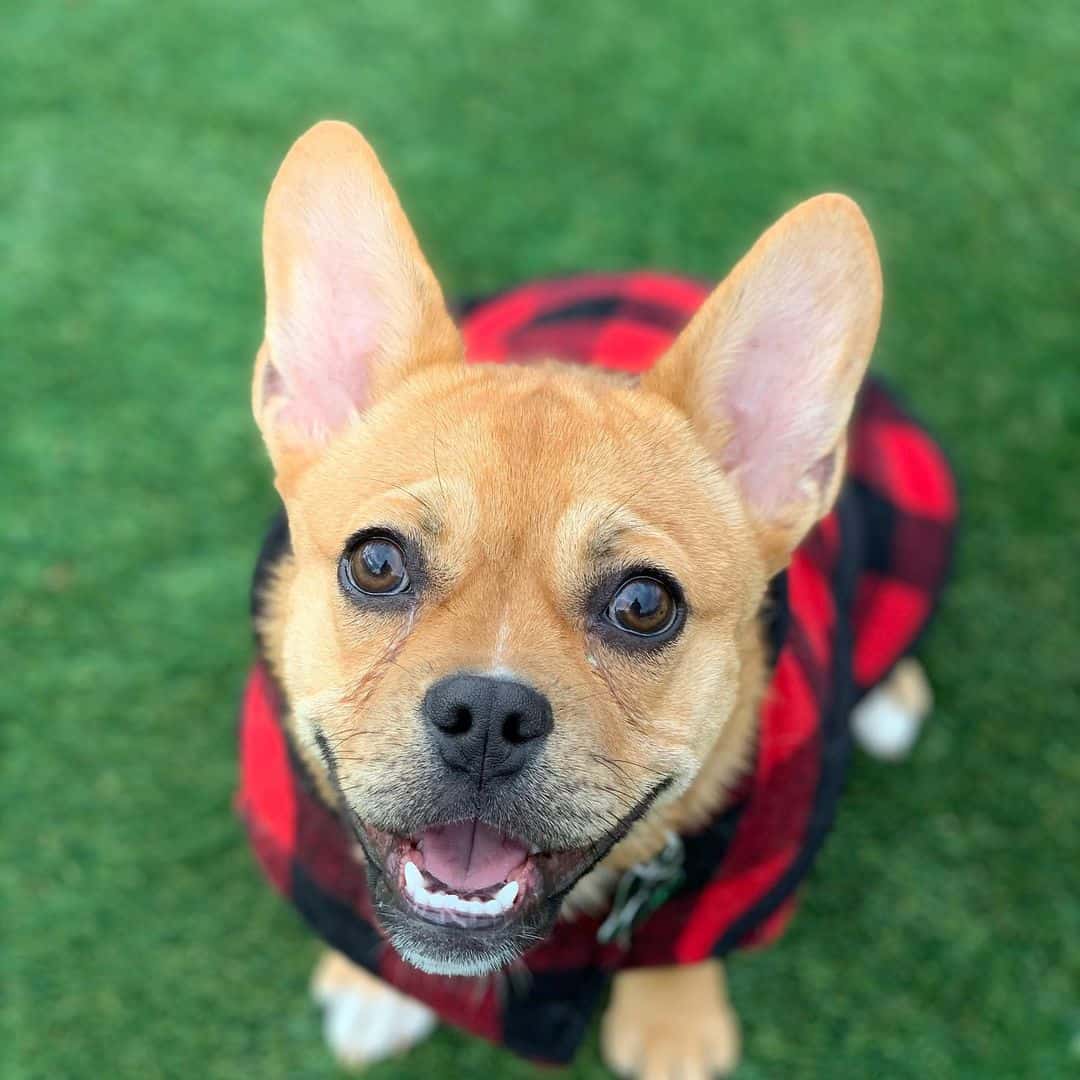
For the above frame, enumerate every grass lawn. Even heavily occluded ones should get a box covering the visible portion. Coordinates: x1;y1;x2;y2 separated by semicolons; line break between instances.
3;2;1078;1077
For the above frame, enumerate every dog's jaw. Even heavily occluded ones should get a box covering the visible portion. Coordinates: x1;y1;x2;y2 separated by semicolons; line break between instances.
348;780;674;977
361;837;567;977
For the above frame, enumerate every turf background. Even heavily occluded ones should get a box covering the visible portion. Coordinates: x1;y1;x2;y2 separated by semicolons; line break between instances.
3;2;1078;1077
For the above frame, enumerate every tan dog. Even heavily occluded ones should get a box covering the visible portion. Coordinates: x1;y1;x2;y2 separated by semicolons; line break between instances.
249;121;933;1076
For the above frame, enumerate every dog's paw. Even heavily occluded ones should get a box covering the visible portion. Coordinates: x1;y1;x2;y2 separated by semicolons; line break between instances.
311;951;436;1069
600;962;740;1079
852;657;933;761
851;689;924;760
601;999;740;1079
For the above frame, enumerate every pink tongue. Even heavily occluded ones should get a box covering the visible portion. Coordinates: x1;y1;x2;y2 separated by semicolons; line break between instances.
420;821;528;891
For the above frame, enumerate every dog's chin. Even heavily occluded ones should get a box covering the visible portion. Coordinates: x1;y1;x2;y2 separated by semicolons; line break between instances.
358;823;600;977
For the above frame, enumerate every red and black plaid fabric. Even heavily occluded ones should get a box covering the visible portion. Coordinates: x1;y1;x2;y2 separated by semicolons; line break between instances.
238;272;958;1064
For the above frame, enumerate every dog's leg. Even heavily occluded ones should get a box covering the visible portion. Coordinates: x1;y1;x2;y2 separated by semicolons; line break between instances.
601;959;740;1079
851;656;934;761
311;950;436;1069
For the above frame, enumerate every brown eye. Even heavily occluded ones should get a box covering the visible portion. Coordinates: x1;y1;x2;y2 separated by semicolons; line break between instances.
607;576;677;636
346;537;410;595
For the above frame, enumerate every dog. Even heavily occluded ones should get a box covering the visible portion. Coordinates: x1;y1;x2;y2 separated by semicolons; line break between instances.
238;121;957;1075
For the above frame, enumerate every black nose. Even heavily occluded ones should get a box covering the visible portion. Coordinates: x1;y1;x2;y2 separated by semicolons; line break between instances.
423;674;554;785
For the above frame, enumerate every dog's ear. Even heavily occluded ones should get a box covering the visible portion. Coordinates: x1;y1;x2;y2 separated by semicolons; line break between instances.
642;194;882;572
254;121;463;484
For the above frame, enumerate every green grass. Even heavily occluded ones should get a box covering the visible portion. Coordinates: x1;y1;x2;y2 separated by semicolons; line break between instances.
3;1;1078;1077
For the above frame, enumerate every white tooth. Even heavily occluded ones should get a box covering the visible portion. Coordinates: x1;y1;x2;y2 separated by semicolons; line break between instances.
408;880;519;919
403;861;424;898
494;881;519;909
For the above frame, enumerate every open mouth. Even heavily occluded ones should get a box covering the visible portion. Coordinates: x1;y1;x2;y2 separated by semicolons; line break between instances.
349;778;673;975
372;820;588;932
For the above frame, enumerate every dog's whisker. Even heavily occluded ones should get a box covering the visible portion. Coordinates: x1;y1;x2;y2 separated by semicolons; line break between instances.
589;751;669;780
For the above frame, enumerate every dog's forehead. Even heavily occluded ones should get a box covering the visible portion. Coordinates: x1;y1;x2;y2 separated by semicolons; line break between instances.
293;364;750;570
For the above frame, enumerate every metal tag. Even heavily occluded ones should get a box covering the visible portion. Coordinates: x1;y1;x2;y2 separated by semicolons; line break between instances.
596;831;686;947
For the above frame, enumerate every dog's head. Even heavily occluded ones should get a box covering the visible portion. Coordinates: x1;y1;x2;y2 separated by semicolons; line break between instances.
252;122;881;975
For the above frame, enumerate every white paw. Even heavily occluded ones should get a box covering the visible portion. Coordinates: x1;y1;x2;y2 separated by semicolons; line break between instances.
312;979;437;1068
852;689;924;760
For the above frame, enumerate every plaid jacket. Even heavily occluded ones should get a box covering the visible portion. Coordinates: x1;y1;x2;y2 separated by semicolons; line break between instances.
238;272;958;1064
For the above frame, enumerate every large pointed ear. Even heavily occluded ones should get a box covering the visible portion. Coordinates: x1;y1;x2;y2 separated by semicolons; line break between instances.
253;121;463;482
642;194;882;572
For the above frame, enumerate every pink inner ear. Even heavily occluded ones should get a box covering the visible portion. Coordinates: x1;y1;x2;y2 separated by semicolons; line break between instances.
717;281;845;518
267;228;387;440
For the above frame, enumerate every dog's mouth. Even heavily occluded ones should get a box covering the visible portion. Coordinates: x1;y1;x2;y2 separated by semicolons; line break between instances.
351;779;672;976
365;819;590;933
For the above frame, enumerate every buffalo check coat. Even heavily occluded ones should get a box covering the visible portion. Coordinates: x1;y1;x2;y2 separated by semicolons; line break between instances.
238;272;959;1064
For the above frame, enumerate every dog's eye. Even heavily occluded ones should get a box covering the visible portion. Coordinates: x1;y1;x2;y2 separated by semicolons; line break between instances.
345;537;410;595
607;576;677;636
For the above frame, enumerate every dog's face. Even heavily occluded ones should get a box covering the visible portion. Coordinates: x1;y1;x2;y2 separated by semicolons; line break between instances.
253;122;881;975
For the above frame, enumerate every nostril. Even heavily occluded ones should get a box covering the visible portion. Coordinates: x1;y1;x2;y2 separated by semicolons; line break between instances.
501;711;526;745
445;704;472;735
